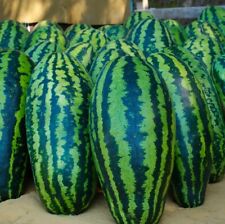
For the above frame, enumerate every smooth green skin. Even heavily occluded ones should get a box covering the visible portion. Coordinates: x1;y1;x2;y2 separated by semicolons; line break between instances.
0;49;33;201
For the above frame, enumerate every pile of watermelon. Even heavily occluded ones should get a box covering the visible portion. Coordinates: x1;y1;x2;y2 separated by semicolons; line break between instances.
0;5;225;224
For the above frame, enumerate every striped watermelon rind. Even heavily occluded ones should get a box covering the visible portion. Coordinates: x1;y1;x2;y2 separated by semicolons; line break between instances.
25;53;96;214
90;55;175;223
0;49;33;201
147;52;213;207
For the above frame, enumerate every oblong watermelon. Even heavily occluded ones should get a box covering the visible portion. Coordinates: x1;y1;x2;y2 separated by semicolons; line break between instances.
147;52;212;207
26;53;96;214
89;55;175;224
0;50;33;202
164;46;225;183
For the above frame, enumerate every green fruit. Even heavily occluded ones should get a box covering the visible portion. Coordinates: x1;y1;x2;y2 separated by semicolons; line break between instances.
124;11;154;29
65;42;94;71
0;20;29;51
99;24;127;41
164;19;187;45
24;20;66;50
25;40;65;65
90;55;175;224
126;18;173;57
164;46;225;183
67;27;107;52
26;53;96;214
147;52;212;207
184;35;224;74
0;49;33;201
89;39;146;83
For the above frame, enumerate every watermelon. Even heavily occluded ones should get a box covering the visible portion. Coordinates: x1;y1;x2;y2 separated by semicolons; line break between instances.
126;18;173;57
25;40;65;65
0;50;33;201
24;20;66;50
163;19;187;46
124;11;154;30
99;24;127;41
65;42;94;71
65;24;91;43
212;54;225;115
0;20;29;51
89;39;146;83
185;20;225;46
25;53;96;214
89;55;175;224
147;52;212;207
199;6;225;36
164;46;225;183
184;35;224;74
67;27;107;52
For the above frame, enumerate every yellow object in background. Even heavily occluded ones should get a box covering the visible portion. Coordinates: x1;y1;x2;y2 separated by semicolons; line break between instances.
0;0;130;25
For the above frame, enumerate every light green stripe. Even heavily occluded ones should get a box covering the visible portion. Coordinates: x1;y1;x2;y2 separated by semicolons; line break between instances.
90;70;118;221
8;22;17;49
134;63;157;223
138;20;149;50
152;85;174;216
149;54;191;203
30;75;53;207
0;22;8;45
107;59;137;221
31;42;46;61
0;52;9;141
154;21;164;50
96;61;128;223
170;56;198;199
61;56;81;205
50;55;74;210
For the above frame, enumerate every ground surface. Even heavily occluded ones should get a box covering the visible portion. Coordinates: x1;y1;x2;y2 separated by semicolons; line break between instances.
0;177;224;224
